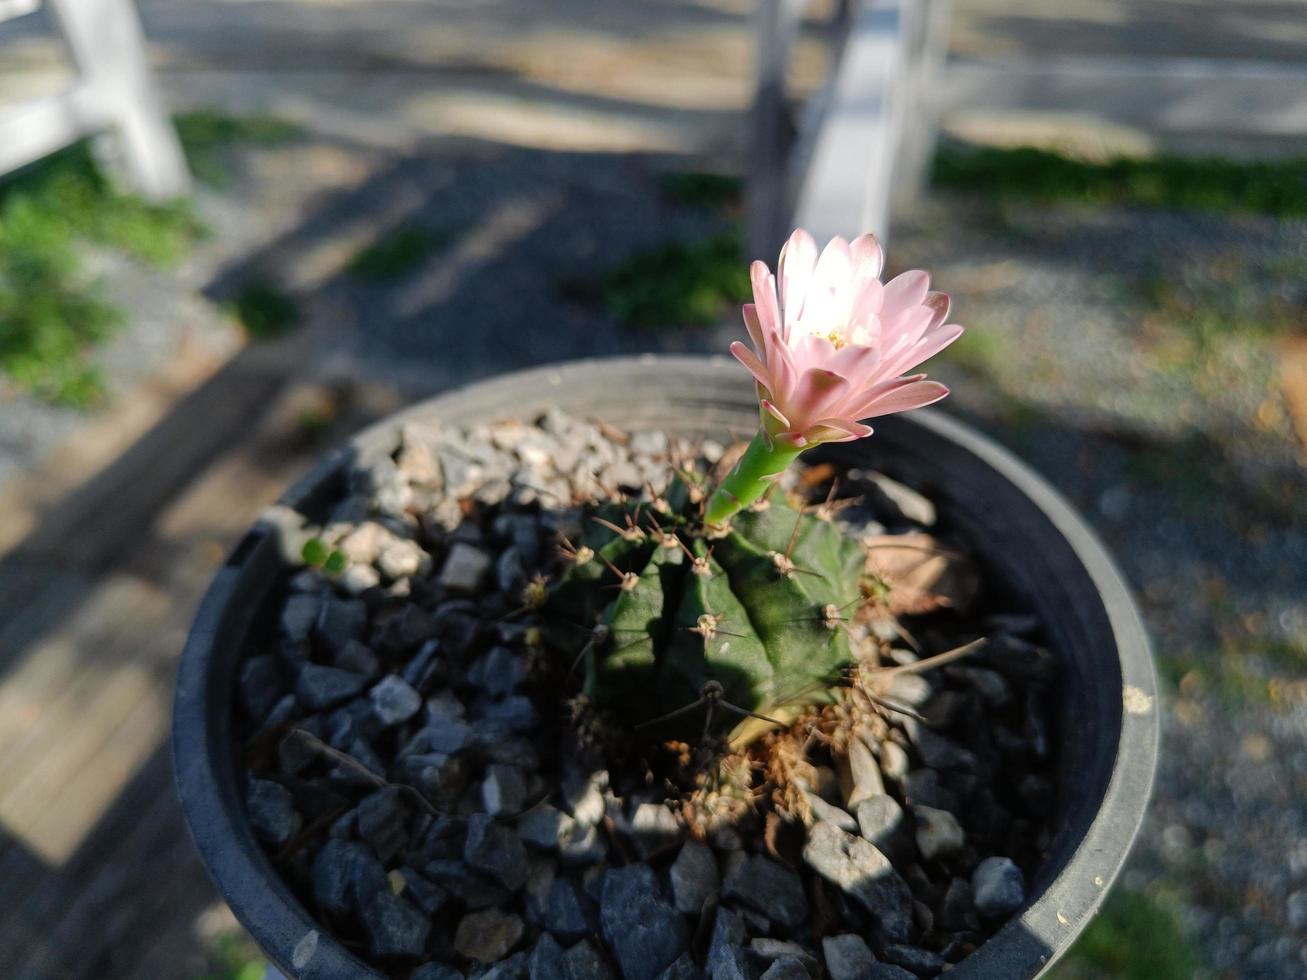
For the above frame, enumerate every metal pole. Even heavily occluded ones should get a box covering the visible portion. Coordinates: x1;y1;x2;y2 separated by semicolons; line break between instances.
746;0;806;262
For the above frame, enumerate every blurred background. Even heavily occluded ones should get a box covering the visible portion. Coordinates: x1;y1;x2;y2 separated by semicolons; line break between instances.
0;1;1304;978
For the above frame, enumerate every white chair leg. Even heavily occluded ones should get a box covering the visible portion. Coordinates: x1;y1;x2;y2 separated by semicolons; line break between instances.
46;0;190;199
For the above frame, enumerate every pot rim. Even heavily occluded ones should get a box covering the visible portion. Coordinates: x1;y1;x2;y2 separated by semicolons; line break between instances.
173;354;1157;980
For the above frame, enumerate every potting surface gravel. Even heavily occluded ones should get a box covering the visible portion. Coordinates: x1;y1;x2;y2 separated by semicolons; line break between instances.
236;409;1059;980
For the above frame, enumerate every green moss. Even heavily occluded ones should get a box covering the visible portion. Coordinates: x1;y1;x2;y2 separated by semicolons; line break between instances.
1153;650;1195;695
297;404;336;442
1124;433;1222;504
575;229;751;330
1263;254;1307;279
0;141;204;405
229;281;299;339
175;109;304;187
1170;651;1272;711
347;225;448;282
1216;658;1273;709
934;145;1307;217
1259;636;1307;672
940;327;1006;375
0;110;310;403
1123;431;1296;526
658;170;743;209
1054;887;1198;980
1134;271;1300;392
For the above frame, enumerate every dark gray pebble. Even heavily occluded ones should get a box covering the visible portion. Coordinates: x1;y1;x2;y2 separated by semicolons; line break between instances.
802;821;914;943
544;877;592;943
296;663;368;711
357;786;409;863
239;655;284;721
370;673;422;726
722;853;809;928
600;865;688;980
563;939;615;980
881;943;947;977
246;778;300;845
972;857;1025;919
358;887;430;959
464;813;529;891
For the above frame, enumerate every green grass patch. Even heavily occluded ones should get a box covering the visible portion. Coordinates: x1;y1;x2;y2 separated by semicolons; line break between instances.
1123;429;1298;526
934;145;1307;217
1153;650;1195;695
1164;650;1271;711
347;225;447;282
1124;432;1225;507
228;280;299;339
1259;635;1307;672
175;109;304;187
658;170;743;209
193;932;265;980
0;140;202;264
939;327;1006;375
568;229;751;330
1053;887;1198;980
0;141;205;405
1137;268;1300;359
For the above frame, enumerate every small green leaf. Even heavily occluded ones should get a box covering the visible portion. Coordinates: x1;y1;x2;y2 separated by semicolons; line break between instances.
323;549;348;574
301;537;329;567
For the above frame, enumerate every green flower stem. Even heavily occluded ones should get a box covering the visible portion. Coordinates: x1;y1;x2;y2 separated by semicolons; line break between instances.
704;430;803;526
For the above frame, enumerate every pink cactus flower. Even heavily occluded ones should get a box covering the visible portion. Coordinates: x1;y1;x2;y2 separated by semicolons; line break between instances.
729;228;962;449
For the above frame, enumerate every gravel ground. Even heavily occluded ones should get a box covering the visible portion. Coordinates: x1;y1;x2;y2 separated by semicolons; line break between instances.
4;119;1304;977
288;139;733;394
896;197;1307;978
0;241;240;490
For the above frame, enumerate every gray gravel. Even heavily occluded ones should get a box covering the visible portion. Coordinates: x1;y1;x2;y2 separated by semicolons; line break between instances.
233;407;1059;978
897;196;1307;979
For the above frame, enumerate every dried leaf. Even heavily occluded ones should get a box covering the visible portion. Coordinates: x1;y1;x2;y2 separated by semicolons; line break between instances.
865;532;980;616
763;809;806;867
798;462;839;488
1278;335;1307;452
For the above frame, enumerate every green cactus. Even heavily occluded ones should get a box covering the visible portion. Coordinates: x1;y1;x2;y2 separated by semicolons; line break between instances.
543;481;867;744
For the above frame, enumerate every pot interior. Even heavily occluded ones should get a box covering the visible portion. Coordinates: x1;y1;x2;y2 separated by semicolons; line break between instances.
181;355;1155;980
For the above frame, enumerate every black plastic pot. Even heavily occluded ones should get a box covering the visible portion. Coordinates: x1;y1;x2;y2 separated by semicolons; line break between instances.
173;355;1157;980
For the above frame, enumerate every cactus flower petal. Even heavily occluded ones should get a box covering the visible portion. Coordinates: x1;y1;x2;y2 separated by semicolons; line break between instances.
808;418;874;442
760;399;791;429
706;228;961;526
729;340;771;389
859;379;950;418
735;228;962;447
